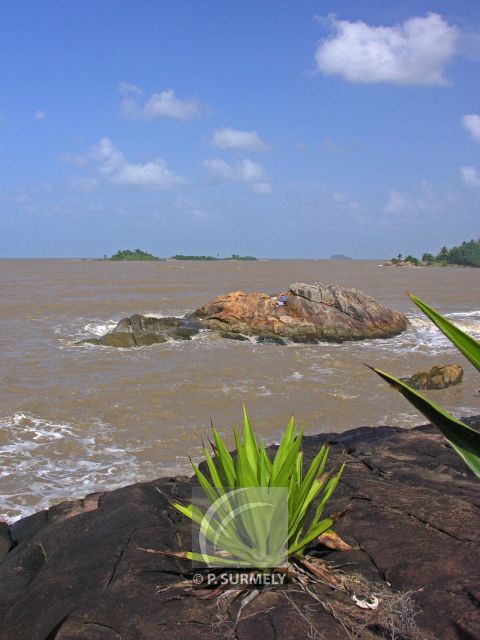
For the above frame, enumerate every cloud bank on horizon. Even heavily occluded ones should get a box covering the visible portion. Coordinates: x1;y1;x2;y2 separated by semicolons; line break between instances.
0;3;479;258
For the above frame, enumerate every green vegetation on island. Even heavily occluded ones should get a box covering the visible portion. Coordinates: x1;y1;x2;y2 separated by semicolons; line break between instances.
172;254;218;261
388;254;421;267
104;250;257;262
422;238;480;267
172;254;257;261
387;238;480;268
225;254;257;261
106;249;163;261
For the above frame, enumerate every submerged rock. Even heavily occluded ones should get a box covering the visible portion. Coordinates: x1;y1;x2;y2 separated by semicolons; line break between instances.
400;364;463;390
0;422;478;639
80;314;202;347
195;282;408;342
80;282;408;348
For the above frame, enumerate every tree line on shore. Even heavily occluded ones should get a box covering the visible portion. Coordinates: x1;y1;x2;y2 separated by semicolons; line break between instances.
390;238;480;268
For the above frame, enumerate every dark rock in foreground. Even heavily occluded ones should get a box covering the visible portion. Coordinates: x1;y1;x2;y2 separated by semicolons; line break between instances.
83;282;408;347
0;422;479;640
400;364;464;390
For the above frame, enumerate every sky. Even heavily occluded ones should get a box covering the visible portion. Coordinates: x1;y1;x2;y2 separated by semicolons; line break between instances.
0;1;479;259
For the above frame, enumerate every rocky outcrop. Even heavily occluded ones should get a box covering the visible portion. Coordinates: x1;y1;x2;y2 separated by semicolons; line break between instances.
0;420;479;640
80;283;407;347
195;283;408;343
82;314;203;348
400;364;464;390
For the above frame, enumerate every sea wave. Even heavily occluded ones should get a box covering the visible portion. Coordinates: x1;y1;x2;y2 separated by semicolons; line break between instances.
354;310;480;356
445;310;480;318
83;320;118;336
0;413;168;522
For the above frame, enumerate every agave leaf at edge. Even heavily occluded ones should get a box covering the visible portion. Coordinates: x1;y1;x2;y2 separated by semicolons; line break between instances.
370;366;480;478
370;293;480;478
408;293;480;372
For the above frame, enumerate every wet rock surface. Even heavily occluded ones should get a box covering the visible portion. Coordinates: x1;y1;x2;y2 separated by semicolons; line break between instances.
81;283;408;348
81;314;202;348
400;364;464;390
195;283;408;342
0;421;479;640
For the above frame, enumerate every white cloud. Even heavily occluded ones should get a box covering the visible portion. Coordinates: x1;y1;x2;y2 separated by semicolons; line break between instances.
90;137;185;189
252;182;272;195
211;127;268;151
59;152;88;166
173;195;212;220
315;13;458;86
462;114;480;142
330;191;359;211
34;110;47;120
384;191;410;214
383;181;451;215
33;182;53;194
121;86;199;120
173;195;194;210
203;157;271;194
69;177;100;193
460;166;480;188
15;193;32;204
118;81;143;95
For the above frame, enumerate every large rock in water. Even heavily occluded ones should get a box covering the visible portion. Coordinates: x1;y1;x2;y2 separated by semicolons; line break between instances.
0;421;479;639
195;282;408;342
80;283;407;347
400;364;464;390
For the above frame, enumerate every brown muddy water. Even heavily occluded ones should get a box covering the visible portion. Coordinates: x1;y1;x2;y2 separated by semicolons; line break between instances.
1;259;479;521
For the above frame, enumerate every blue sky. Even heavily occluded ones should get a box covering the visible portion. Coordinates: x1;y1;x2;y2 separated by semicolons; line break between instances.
1;1;479;258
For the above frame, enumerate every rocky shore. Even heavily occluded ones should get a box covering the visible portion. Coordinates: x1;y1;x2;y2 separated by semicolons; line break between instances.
0;420;479;640
82;282;408;347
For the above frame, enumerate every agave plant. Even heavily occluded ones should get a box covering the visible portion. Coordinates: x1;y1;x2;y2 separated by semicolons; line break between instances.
370;293;480;478
171;407;344;568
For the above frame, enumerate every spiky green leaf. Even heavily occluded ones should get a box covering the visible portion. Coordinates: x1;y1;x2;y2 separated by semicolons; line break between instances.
408;293;480;372
371;367;480;478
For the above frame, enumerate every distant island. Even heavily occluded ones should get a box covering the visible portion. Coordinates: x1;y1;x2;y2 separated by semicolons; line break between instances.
106;249;163;261
172;254;218;261
385;238;480;268
330;254;352;260
172;254;257;261
104;250;257;262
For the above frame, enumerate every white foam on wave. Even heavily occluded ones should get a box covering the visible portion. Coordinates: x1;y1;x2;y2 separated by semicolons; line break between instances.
354;309;480;357
58;312;190;343
445;310;480;318
83;320;118;336
378;410;421;428
0;413;161;523
143;311;189;318
286;371;304;381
